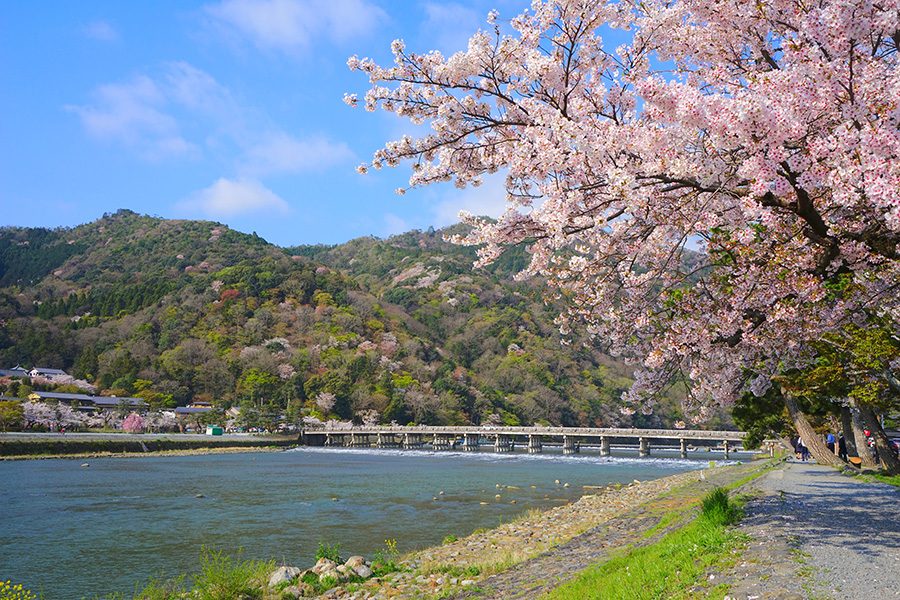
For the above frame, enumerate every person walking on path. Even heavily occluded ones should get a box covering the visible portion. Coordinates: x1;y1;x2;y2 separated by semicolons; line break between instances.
826;432;836;454
838;434;848;461
797;438;810;461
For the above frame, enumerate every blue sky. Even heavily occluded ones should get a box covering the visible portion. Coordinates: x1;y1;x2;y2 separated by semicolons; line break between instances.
1;0;525;246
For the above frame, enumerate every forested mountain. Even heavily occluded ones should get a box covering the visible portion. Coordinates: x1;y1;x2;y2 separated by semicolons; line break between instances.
0;210;693;428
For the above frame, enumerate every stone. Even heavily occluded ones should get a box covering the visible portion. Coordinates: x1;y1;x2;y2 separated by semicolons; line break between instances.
345;555;366;569
312;558;340;578
269;566;303;588
319;567;341;582
352;565;373;578
282;582;315;598
461;579;476;586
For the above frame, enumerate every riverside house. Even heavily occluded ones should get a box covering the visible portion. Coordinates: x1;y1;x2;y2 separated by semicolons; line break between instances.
27;391;147;413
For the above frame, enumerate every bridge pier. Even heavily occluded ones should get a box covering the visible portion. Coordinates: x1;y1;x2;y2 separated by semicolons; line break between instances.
462;434;479;451
599;436;610;457
494;434;513;453
527;434;542;454
403;433;423;449
432;434;454;450
639;437;650;457
680;438;687;458
563;435;580;455
722;440;730;459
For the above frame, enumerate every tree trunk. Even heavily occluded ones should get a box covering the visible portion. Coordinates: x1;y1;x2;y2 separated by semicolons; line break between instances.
783;394;846;468
840;405;858;458
850;404;879;469
857;404;900;475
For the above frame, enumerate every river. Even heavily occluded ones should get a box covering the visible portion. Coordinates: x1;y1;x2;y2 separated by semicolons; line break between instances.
0;446;740;598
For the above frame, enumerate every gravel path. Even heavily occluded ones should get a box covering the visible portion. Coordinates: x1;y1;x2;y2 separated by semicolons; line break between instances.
724;461;900;599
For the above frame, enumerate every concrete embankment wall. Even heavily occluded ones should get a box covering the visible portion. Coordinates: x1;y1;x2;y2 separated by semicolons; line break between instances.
0;436;299;457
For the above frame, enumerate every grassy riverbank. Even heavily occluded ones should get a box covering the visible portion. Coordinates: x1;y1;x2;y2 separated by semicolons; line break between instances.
544;488;747;599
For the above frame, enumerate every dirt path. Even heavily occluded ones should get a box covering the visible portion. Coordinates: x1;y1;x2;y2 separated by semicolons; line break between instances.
720;461;900;599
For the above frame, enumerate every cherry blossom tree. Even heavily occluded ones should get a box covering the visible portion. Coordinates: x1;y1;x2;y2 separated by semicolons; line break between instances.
315;392;337;414
21;402;87;431
349;0;900;420
122;413;145;433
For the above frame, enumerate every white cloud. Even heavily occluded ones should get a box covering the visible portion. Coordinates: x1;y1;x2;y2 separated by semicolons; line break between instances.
65;75;196;160
383;213;409;236
432;174;508;227
242;132;353;175
204;0;386;56
69;61;349;175
421;2;481;54
82;20;120;42
179;178;290;217
163;62;237;117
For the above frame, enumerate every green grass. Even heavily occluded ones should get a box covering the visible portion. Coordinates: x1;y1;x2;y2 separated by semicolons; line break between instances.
640;511;683;539
192;549;273;600
99;549;273;600
542;488;745;600
853;471;900;488
873;474;900;487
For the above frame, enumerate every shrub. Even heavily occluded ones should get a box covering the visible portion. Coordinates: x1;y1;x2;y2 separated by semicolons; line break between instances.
192;548;271;600
700;488;741;526
372;538;402;576
442;534;458;545
315;542;342;564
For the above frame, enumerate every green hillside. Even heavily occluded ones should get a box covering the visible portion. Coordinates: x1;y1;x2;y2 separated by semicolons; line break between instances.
0;210;690;428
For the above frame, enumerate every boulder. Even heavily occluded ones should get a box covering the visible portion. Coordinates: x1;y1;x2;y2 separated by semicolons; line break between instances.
352;565;373;578
336;564;350;576
281;582;315;598
312;557;337;574
345;555;367;569
269;565;303;588
318;567;342;582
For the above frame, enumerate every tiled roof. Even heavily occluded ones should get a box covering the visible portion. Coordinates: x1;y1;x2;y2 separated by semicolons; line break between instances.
29;391;146;407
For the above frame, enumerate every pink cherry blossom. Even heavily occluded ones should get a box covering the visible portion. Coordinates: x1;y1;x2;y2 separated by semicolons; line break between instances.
349;0;899;417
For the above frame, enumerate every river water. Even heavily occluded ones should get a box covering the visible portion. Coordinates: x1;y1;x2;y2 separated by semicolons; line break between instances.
0;447;740;598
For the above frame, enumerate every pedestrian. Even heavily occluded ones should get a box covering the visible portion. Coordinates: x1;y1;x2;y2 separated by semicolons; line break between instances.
826;432;835;454
838;434;847;461
797;438;810;461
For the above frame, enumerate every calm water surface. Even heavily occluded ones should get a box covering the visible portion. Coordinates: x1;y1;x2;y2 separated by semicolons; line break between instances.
0;447;739;598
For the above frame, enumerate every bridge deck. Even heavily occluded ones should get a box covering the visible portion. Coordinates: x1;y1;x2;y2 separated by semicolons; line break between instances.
302;426;745;443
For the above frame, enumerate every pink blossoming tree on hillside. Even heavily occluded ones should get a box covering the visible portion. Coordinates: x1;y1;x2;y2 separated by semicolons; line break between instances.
348;0;899;431
122;413;145;433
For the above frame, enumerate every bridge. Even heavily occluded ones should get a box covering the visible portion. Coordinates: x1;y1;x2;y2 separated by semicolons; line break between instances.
300;425;748;459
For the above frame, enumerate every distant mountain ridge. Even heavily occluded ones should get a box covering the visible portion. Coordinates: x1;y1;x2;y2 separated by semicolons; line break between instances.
0;209;695;428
